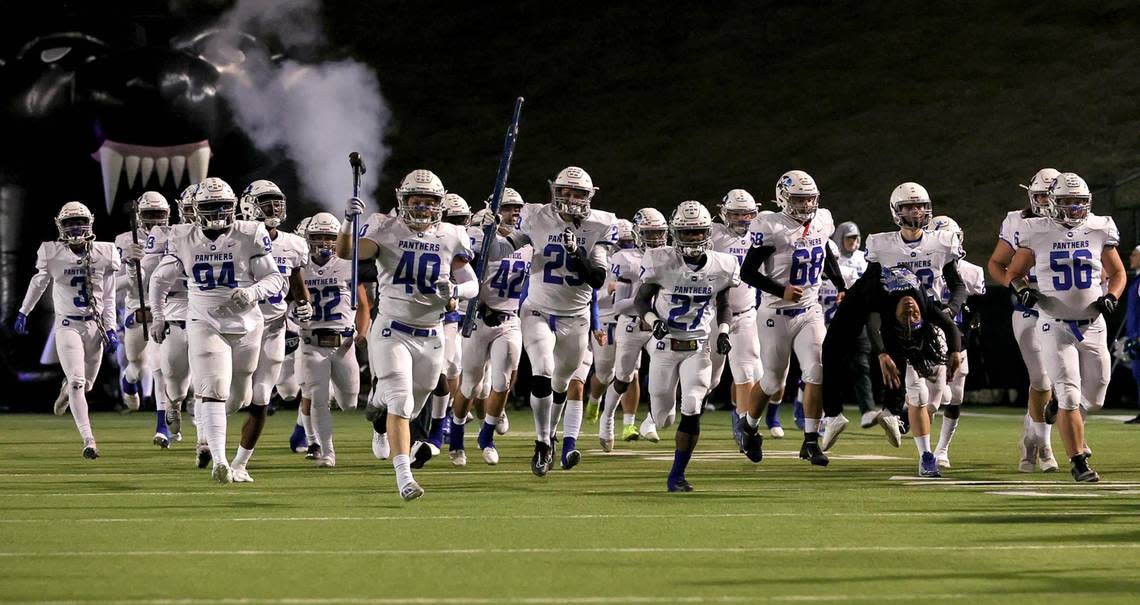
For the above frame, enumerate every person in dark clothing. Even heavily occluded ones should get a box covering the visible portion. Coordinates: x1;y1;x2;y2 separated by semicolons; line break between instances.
1124;246;1140;424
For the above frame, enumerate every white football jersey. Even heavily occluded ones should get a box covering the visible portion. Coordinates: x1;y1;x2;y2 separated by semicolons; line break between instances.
468;225;532;313
998;209;1038;286
142;225;189;321
301;256;354;331
865;230;962;302
518;202;616;314
710;222;758;314
838;248;868;276
360;213;473;326
1018;214;1119;320
113;229;149;311
259;231;309;322
20;241;119;324
939;259;986;326
164;220;275;333
609;247;645;317
819;264;860;325
641;247;740;340
747;208;835;310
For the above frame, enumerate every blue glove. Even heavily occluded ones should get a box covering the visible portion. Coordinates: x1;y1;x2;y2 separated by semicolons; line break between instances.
13;312;27;335
105;330;120;354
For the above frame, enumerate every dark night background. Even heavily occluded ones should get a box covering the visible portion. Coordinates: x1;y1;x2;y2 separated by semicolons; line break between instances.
2;0;1140;409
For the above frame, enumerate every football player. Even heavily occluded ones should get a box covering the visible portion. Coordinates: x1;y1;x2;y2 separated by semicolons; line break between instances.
1004;172;1124;482
15;202;120;458
585;220;636;425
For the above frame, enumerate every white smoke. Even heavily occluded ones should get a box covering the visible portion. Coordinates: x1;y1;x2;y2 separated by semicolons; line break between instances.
212;0;389;213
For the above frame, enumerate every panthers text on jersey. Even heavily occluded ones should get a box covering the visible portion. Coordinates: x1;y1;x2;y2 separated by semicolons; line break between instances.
259;231;309;322
710;222;759;314
360;213;474;326
517;202;615;314
1018;214;1119;320
641;247;740;340
865;229;963;301
748;208;835;310
20;241;120;330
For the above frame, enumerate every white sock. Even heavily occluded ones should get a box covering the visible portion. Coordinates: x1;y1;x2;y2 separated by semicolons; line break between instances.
745;412;760;428
623;413;635;426
68;383;94;443
936;416;958;453
564;400;583;440
531;394;552;444
452;411;468;426
392;454;413;489
549;401;565;436
193;405;206;445
431;393;449;419
1032;421;1050;447
484;416;500;428
201;399;227;463
153;372;168;412
804;418;819;433
300;410;315;445
914;434;931;454
232;445;253;467
312;403;334;456
601;389;619;422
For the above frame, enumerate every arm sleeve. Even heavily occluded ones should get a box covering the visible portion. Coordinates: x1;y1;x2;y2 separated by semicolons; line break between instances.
866;312;885;354
823;243;846;293
101;271;116;333
941;260;967;315
148;255;182;321
740;245;784;297
631;282;660;320
590;290;601;331
567;244;607;289
246;254;288;302
716;288;730;325
506;232;532;250
19;247;52;315
452;263;479;300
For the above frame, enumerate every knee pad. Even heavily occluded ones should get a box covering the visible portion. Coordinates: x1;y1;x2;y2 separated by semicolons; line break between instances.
530;375;552;398
613;378;629;395
1082;399;1104;412
1055;384;1081;411
433;376;449;397
67;378;85;391
553;390;567;405
943;404;961;420
678;412;701;436
800;361;823;385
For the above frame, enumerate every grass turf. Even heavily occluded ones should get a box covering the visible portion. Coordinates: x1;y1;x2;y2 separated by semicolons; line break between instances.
1;407;1139;604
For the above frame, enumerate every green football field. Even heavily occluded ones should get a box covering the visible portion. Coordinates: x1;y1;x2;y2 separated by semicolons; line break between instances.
2;407;1139;605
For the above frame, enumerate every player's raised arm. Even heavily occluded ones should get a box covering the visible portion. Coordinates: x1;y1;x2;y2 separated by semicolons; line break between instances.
17;243;53;323
337;197;379;261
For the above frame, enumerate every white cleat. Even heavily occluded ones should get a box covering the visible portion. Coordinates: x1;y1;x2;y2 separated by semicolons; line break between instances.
230;464;254;483
372;430;390;460
639;416;660;442
211;461;233;484
166;408;182;435
495;413;510;435
769;426;784;439
399;480;424;501
317;455;336;468
122;393;140;412
153;432;170;449
53;381;70;416
860;410;879;429
876;410;902;448
934;449;951;469
1038;446;1059;473
482;446;499;465
172;432;183;443
1018;434;1039;473
820;414;849;451
449;450;467;467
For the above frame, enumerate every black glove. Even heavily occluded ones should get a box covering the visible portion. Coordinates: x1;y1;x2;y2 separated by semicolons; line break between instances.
652;319;668;340
1013;283;1039;309
1096;293;1118;316
717;332;732;355
483;310;504;327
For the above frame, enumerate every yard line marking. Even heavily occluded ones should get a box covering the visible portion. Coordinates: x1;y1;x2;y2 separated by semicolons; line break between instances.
0;594;986;605
3;509;1138;524
986;490;1102;497
3;543;1140;557
888;477;1140;487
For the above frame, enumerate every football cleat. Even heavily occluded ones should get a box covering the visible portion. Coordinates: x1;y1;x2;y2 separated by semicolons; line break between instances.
736;416;763;463
860;410;879;429
530;441;552;477
586;400;600;423
399;481;424;501
305;443;321;460
410;440;438;469
230;464;253;483
561;438;581;470
82;441;99;460
196;444;212;469
289;424;308;453
667;477;694;493
876;410;902;448
769;425;784;439
622;424;640;441
211;461;233;484
934;449;951;469
1018;434;1039;473
372;430;390;460
317;455;336;468
153;432;170;449
1039;446;1059;472
919;452;941;478
481;445;499;465
639;416;660;442
449;449;467;467
166;408;182;436
1070;453;1099;482
799;441;829;466
495;413;510;435
820;413;849;451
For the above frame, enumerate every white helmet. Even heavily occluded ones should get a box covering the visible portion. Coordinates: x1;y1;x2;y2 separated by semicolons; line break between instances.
192;177;237;230
471;208;496;228
135;191;170;230
775;170;820;223
395;169;446;228
549;166;597;219
931;215;963;245
493;187;525;234
441;193;472;226
1021;168;1060;216
720;188;758;236
239;179;287;228
614;219;637;249
1047;172;1092;228
305;212;341;259
177;184;198;223
670;201;713;258
294;215;313;237
889;182;933;229
55;201;95;244
500;187;525;208
632;207;668;249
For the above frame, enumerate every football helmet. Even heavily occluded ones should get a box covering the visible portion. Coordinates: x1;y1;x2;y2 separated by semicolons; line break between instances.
775;170;819;223
239;180;287;229
441;193;472;226
632;207;668;249
55;201;95;244
135;191;170;230
550;166;597;219
192;177;237;230
395;169;446;228
305;212;340;260
1047;172;1092;228
719;189;758;236
671;201;713;258
1022;168;1060;216
889;182;933;230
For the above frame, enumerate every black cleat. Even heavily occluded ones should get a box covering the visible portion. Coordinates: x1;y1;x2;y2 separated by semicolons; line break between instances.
1044;399;1059;425
736;416;764;463
196;446;212;469
531;441;552;477
1124;414;1140;425
82;446;99;460
667;477;694;492
305;443;321;460
1070;453;1099;482
410;440;436;469
799;441;830;466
